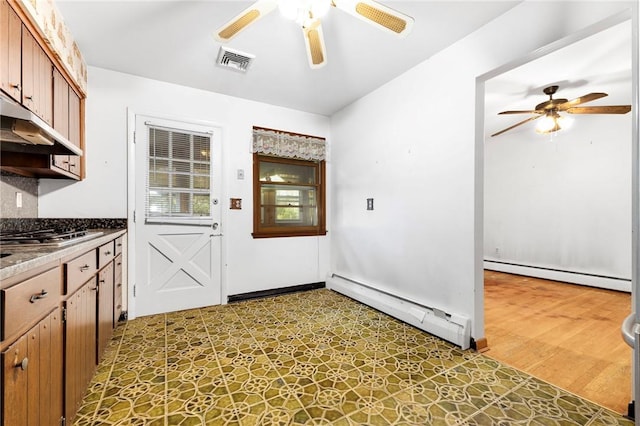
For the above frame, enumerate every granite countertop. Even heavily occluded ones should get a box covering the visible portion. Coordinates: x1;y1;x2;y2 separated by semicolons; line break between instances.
0;228;126;281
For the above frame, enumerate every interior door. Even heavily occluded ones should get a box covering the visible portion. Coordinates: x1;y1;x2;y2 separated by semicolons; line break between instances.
134;115;222;317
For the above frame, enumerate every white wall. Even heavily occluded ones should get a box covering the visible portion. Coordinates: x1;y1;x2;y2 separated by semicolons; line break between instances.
39;66;331;300
330;1;635;340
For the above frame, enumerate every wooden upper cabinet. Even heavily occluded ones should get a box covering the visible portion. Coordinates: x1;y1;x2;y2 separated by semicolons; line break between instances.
69;88;80;148
0;0;22;102
21;26;52;125
53;68;70;138
52;69;81;177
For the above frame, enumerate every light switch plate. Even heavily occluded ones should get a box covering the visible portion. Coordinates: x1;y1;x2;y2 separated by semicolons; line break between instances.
367;198;374;210
230;198;242;209
237;169;245;180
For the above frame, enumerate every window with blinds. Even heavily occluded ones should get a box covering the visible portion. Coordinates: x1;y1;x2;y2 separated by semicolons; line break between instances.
146;126;212;222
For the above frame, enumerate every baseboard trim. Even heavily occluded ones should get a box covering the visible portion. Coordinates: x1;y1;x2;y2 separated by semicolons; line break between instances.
484;260;631;292
228;282;325;303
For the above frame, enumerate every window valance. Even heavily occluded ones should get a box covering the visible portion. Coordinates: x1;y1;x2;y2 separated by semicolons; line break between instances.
252;126;326;161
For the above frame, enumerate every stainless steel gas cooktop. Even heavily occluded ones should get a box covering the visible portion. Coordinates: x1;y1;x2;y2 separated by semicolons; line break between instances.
0;228;104;248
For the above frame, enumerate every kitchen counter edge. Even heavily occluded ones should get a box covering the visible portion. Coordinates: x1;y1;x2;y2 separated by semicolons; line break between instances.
0;229;127;282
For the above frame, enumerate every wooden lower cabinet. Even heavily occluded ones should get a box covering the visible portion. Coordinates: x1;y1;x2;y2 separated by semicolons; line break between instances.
64;279;97;424
97;262;114;362
1;307;63;425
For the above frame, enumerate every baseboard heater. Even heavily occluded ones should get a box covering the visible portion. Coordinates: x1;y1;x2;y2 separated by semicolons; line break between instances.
326;274;471;350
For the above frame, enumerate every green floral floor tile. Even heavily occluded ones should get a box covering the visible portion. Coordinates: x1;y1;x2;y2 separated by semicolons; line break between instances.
73;289;633;425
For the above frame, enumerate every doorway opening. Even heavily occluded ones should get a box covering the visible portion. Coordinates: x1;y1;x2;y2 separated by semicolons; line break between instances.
476;13;634;415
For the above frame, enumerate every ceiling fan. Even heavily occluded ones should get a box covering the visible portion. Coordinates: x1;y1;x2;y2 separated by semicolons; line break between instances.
491;85;631;137
214;0;414;69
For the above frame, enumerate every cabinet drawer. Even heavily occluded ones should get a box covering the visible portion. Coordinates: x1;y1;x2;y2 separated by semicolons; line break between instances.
65;250;97;295
1;267;60;341
98;241;115;269
115;236;124;256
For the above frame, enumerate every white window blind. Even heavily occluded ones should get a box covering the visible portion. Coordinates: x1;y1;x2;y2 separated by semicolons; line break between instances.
145;125;212;223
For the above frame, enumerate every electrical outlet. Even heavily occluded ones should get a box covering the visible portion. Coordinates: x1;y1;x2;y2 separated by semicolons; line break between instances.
230;198;242;210
237;169;245;180
16;192;22;208
367;198;374;210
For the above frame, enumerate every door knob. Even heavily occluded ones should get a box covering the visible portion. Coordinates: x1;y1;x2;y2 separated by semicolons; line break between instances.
212;223;219;230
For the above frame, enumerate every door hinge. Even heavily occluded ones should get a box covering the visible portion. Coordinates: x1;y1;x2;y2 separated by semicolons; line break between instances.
62;307;67;323
133;285;136;298
133;210;136;223
60;416;66;426
133;130;136;144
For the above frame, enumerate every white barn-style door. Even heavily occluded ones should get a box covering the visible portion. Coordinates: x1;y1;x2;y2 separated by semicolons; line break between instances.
134;115;222;317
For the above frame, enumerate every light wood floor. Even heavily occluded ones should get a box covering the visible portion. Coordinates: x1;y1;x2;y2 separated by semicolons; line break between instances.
484;270;632;414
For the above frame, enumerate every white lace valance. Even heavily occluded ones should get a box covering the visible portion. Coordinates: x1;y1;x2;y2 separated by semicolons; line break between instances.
252;127;325;161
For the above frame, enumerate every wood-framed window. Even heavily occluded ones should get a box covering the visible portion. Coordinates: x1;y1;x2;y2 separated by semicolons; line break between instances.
252;153;326;238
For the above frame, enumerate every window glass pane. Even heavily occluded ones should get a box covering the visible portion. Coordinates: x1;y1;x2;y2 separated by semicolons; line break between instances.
171;133;191;160
193;194;210;215
194;162;209;175
173;161;191;173
172;174;191;188
259;161;316;184
260;184;317;226
194;136;210;161
146;126;212;220
193;175;210;190
148;191;170;216
149;172;169;187
149;129;169;158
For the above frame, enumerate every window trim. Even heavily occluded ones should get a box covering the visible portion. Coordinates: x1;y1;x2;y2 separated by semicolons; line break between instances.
252;153;327;238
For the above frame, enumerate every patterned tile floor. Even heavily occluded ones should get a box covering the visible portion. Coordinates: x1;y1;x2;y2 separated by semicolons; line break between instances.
73;289;634;425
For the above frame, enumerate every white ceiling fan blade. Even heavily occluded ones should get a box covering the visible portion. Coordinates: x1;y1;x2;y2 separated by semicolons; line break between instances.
303;19;327;69
332;0;414;37
214;0;278;42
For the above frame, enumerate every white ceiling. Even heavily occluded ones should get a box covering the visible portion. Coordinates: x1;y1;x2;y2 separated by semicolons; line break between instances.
56;0;520;116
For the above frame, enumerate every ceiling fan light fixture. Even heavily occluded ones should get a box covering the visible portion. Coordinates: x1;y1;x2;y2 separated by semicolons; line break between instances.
535;112;572;134
279;0;331;25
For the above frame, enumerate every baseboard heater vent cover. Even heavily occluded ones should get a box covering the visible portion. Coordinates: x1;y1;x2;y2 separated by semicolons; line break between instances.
327;274;471;350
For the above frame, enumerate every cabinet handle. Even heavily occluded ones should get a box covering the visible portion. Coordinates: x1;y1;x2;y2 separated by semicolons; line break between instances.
117;283;122;288
117;243;123;247
104;251;112;256
99;279;105;284
25;95;33;100
90;287;98;292
80;264;90;272
11;83;20;90
16;358;28;371
29;289;48;303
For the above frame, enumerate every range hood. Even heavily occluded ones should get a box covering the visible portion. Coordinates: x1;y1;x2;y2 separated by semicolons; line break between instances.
0;94;82;156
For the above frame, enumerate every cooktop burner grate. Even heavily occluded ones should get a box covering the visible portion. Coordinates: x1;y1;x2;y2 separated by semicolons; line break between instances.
0;228;104;247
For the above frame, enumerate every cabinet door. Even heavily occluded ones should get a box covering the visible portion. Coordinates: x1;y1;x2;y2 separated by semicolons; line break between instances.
68;88;82;177
2;333;28;425
53;68;69;138
38;47;52;125
21;26;36;113
48;308;64;426
97;262;114;361
1;308;62;426
0;0;22;101
65;281;97;424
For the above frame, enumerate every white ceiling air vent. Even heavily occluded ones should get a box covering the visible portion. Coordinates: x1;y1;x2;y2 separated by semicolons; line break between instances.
216;46;255;72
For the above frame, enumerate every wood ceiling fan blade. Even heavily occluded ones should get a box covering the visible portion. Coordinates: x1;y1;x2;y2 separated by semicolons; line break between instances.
498;110;543;115
566;105;632;114
491;115;542;137
332;0;414;37
303;19;327;69
214;0;278;42
557;92;607;110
